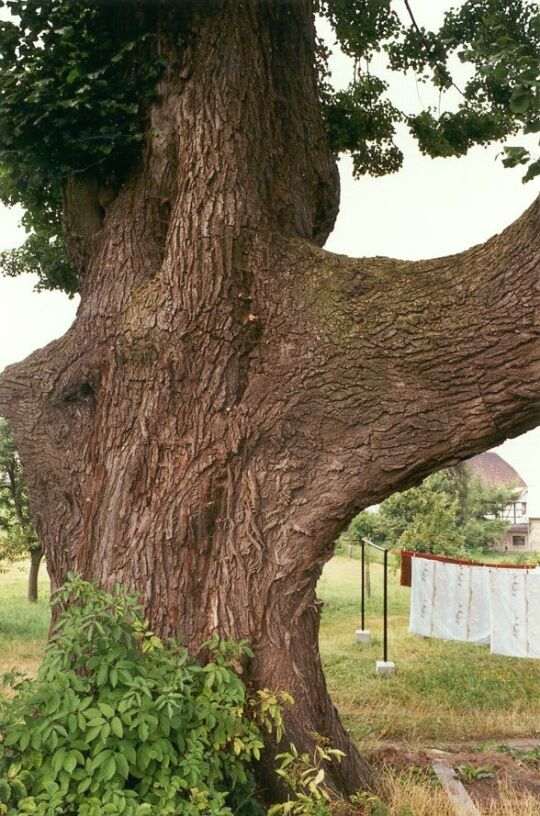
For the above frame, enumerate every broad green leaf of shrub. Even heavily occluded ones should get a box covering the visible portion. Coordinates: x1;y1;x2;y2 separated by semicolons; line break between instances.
0;575;274;816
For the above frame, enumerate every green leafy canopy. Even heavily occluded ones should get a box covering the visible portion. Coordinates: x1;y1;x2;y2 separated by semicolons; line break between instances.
344;465;519;556
0;0;167;295
0;0;538;294
319;0;539;179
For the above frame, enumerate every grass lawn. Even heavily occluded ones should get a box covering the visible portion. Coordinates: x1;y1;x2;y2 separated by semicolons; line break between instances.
319;554;540;750
1;556;540;814
0;561;50;679
1;554;539;752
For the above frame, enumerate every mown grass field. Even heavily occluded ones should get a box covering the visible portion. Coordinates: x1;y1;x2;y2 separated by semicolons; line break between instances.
318;554;540;750
0;562;50;680
1;554;539;752
1;556;540;814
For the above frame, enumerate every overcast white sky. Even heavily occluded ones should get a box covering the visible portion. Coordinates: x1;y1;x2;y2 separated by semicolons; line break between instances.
0;1;538;510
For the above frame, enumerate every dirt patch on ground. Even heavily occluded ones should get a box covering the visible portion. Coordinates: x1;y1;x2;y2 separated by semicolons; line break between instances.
368;741;540;809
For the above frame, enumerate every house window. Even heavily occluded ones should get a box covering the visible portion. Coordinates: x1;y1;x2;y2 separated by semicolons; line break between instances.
512;535;526;547
521;502;527;515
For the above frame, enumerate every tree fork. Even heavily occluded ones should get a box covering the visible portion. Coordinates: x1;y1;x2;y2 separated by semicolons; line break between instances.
0;0;539;800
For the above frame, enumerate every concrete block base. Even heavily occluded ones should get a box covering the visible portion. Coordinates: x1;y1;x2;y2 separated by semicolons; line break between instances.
375;660;396;677
355;629;371;644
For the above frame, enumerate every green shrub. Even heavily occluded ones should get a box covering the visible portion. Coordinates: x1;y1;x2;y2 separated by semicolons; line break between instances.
269;740;344;815
268;740;387;816
0;575;277;816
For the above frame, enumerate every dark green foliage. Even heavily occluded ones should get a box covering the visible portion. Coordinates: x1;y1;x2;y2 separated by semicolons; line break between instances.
408;108;511;159
0;0;538;293
0;576;278;816
319;0;401;57
319;0;539;181
317;0;405;177
390;0;540;168
0;206;76;295
322;76;403;177
0;2;158;184
0;0;167;293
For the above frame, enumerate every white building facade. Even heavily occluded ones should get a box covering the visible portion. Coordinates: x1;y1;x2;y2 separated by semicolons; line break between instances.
465;452;539;553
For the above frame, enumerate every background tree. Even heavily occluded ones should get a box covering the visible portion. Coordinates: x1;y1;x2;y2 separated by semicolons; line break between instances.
341;509;382;559
0;0;538;798
459;475;520;550
377;470;465;554
338;512;381;597
350;466;516;555
0;417;41;601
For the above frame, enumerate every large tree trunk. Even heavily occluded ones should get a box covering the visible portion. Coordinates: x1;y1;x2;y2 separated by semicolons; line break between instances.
0;0;538;800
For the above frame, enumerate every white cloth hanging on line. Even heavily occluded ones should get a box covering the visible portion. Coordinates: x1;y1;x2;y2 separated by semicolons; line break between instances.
409;557;491;644
409;557;435;638
489;569;540;659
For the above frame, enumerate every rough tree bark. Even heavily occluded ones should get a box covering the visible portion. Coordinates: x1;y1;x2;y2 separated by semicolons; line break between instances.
0;0;538;798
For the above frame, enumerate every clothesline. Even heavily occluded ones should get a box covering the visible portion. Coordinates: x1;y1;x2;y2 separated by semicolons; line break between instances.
399;549;531;588
407;554;540;659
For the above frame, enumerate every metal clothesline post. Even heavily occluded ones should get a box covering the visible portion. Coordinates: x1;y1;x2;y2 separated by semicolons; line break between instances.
355;537;395;676
361;539;365;631
383;546;388;664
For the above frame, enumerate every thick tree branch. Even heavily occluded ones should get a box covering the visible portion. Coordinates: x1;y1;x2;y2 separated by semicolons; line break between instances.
257;195;540;540
0;198;537;572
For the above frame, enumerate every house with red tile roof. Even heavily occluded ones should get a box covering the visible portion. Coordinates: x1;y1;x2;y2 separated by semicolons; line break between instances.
465;452;538;552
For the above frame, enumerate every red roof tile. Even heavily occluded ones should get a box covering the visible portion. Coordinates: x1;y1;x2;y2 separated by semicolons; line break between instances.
465;452;527;489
